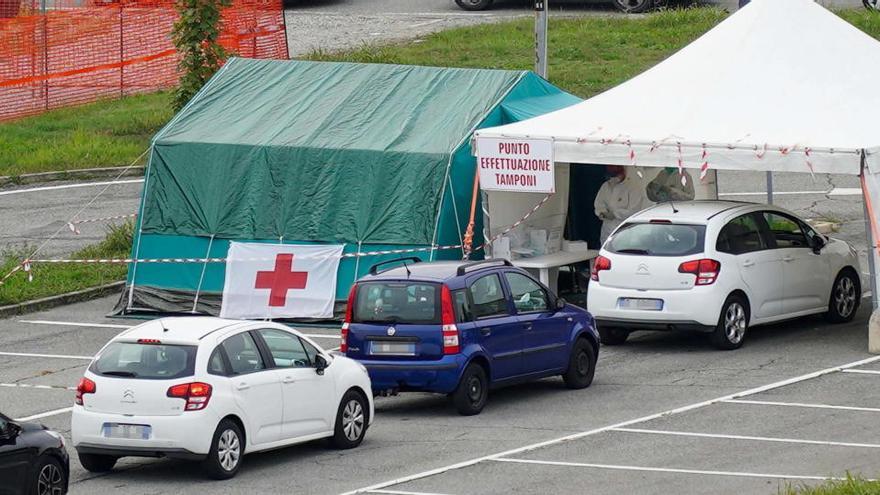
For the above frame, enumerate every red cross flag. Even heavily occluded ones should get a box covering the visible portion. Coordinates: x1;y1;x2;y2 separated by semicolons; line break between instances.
220;242;344;319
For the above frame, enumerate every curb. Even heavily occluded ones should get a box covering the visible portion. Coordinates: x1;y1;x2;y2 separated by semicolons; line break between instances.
0;281;125;319
0;166;145;188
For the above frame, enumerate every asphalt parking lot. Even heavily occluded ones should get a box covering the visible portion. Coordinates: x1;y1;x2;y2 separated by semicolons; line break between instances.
1;291;878;494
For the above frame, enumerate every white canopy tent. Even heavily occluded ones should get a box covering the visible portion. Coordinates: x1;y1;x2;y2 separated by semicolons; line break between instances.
474;0;880;329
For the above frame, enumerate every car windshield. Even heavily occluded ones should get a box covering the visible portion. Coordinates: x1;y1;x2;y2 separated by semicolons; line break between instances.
90;342;197;380
606;222;706;257
353;282;439;324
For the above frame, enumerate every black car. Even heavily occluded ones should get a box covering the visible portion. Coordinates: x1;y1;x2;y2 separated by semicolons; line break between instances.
0;412;69;495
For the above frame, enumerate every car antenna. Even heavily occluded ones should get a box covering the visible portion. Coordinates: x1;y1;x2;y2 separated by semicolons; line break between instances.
159;320;169;332
669;199;679;214
402;260;411;278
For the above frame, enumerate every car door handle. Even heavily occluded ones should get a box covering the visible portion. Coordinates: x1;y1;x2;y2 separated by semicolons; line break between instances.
480;327;492;337
523;323;533;331
282;376;296;384
236;382;250;391
783;256;795;262
742;260;755;268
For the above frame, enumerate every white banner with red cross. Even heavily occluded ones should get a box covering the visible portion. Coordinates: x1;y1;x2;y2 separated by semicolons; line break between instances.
220;242;344;319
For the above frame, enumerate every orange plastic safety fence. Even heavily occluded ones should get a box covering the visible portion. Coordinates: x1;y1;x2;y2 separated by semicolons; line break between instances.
0;0;287;121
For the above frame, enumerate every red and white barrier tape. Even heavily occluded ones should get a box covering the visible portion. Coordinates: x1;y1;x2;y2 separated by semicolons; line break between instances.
68;213;138;234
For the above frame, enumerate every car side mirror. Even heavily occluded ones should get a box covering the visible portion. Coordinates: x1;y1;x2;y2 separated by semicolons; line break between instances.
555;297;567;311
0;422;20;441
314;355;328;376
811;235;826;254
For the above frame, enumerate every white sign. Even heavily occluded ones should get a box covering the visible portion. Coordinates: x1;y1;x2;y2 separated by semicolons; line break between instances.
476;137;555;193
220;242;344;319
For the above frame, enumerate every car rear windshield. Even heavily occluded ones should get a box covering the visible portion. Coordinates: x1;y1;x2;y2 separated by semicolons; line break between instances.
90;342;197;380
606;222;706;257
353;282;439;324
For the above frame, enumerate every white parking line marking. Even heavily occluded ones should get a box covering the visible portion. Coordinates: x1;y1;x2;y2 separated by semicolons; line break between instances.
841;369;880;375
341;354;880;495
0;383;76;391
0;179;143;196
368;490;453;495
16;407;73;422
0;351;92;360
612;427;880;449
491;458;868;482
722;399;880;413
19;320;130;329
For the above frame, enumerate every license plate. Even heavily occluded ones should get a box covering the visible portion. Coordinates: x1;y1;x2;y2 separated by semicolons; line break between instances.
102;423;151;440
618;298;663;311
370;342;416;356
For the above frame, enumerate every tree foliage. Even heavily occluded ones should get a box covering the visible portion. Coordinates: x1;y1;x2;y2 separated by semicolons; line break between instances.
171;0;232;111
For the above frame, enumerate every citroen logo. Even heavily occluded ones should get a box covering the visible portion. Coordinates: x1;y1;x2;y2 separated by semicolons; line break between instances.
123;389;134;399
387;327;396;336
636;263;650;275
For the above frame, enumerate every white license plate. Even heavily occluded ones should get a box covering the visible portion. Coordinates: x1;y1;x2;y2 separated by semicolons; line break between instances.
102;423;151;440
370;342;416;356
618;298;664;311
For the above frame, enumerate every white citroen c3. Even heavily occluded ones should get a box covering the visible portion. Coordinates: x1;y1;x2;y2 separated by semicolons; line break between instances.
71;317;373;479
587;201;861;349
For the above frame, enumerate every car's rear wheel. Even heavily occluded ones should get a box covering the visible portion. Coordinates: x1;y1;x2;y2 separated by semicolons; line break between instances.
202;419;243;480
331;390;368;449
612;0;654;13
32;456;66;495
711;294;749;350
451;363;488;416
598;327;629;345
77;453;116;473
562;338;596;389
825;270;860;323
455;0;493;10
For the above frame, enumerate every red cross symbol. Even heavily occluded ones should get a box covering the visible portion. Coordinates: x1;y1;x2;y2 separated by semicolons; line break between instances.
254;253;309;307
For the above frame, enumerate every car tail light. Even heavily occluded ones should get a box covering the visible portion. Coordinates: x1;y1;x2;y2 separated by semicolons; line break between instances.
137;339;161;344
75;377;96;406
440;284;460;355
167;382;212;411
678;258;721;285
340;284;357;353
591;255;612;281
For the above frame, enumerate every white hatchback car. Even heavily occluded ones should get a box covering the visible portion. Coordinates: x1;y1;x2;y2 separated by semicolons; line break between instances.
71;317;373;479
587;201;861;349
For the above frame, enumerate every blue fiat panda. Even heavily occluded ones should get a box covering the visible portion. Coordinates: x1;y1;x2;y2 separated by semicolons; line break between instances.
341;258;599;415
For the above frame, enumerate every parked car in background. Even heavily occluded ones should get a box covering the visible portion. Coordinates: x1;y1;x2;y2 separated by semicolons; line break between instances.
454;0;655;14
71;317;373;480
0;411;69;495
588;201;861;349
342;258;600;415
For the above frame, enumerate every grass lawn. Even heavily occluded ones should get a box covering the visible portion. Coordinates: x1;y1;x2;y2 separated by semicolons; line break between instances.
782;475;880;495
2;8;879;177
0;92;172;177
0;222;132;306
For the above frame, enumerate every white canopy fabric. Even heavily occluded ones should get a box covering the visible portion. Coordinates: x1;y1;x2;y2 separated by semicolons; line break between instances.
474;0;880;176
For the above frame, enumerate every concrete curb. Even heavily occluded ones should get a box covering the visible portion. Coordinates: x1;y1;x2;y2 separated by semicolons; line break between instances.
0;166;145;188
0;281;124;319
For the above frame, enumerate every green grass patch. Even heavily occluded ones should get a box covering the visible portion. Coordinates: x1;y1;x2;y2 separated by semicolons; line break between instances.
781;475;880;494
0;221;133;306
0;92;172;177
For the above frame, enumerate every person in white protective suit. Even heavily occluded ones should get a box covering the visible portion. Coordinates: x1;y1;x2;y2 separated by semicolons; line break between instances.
594;165;652;244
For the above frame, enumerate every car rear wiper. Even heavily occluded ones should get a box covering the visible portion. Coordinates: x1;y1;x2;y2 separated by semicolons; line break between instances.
616;249;650;255
101;370;138;377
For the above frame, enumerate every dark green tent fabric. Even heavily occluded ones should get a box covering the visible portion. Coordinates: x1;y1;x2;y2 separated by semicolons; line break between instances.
143;58;527;245
119;60;581;317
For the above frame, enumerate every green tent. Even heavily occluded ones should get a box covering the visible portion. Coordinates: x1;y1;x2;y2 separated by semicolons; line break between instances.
117;58;580;316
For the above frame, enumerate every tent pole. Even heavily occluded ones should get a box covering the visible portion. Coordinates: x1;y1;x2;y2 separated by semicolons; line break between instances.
534;0;548;78
463;166;481;259
766;171;774;204
860;151;879;310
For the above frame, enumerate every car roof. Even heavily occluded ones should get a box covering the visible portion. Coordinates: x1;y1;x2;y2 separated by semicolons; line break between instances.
115;316;246;345
360;260;463;282
628;200;764;224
